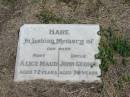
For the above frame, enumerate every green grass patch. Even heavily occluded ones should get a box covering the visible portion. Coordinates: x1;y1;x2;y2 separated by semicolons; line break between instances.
98;27;115;72
111;36;130;57
38;10;78;24
98;27;130;72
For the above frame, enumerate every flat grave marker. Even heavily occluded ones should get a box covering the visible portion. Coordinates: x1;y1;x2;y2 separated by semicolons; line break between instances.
14;24;101;82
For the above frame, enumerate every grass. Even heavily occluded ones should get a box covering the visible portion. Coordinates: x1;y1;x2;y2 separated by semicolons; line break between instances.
58;0;78;4
98;27;130;73
37;10;78;24
122;58;128;66
98;27;115;72
117;73;130;90
124;0;130;4
122;73;130;83
1;0;16;6
58;0;70;4
111;36;130;57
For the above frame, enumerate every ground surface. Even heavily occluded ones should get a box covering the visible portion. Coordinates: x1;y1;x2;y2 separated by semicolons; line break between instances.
0;0;130;97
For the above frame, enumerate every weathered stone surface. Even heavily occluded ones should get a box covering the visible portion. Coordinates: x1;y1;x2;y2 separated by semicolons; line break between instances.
14;24;101;82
